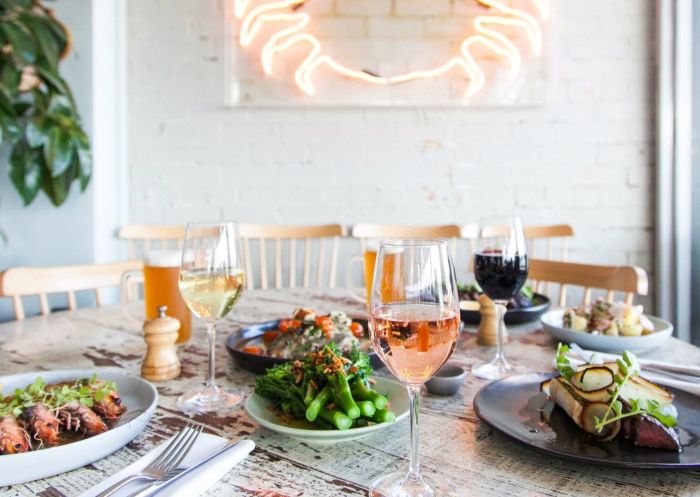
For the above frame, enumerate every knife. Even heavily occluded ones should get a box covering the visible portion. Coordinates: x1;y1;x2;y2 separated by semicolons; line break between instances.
126;439;243;497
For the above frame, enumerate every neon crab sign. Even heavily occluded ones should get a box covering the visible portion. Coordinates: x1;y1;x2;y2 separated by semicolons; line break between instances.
233;0;549;99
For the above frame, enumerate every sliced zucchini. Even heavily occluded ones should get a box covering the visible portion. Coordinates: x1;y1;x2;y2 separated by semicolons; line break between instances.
581;401;621;441
571;366;614;392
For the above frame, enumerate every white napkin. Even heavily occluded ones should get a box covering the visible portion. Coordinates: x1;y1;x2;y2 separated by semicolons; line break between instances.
564;355;700;397
78;434;255;497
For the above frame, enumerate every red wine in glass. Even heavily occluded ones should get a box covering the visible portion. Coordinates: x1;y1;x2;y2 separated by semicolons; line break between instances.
474;251;528;302
472;217;529;380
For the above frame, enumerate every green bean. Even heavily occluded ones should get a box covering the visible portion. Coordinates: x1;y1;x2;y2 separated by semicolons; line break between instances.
306;384;332;422
372;408;396;424
331;373;360;419
357;400;376;418
351;379;388;409
318;407;353;430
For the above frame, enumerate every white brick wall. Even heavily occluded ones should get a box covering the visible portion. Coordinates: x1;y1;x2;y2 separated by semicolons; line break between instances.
127;0;656;304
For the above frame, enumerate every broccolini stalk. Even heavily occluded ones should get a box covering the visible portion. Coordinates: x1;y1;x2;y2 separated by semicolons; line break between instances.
306;384;332;422
351;379;388;409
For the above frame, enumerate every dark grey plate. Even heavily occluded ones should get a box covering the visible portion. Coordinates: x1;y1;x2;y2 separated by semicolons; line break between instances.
226;318;381;374
473;373;700;469
460;293;550;325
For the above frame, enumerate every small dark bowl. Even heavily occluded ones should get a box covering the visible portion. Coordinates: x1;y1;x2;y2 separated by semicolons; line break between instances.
425;364;468;396
459;293;551;326
226;319;382;375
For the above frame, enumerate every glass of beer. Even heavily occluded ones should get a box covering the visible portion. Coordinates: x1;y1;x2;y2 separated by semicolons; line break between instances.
122;250;192;344
347;241;407;309
369;239;460;497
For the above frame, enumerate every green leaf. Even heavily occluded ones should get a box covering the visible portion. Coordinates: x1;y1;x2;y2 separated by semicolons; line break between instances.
43;124;74;176
45;16;68;51
0;65;21;96
47;93;74;117
26;115;49;147
1;20;37;65
41;166;70;206
77;149;91;191
34;61;76;107
19;12;60;67
8;141;43;205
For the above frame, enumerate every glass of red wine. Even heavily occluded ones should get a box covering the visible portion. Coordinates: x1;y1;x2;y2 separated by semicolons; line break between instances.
472;217;528;380
369;239;460;497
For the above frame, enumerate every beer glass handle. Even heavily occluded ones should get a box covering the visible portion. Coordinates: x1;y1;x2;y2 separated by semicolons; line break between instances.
121;269;144;328
345;256;366;304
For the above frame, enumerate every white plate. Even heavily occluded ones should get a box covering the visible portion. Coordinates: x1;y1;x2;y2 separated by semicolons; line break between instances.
541;309;674;353
0;369;158;486
245;377;409;444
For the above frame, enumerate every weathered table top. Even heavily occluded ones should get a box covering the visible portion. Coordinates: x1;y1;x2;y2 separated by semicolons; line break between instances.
2;289;700;497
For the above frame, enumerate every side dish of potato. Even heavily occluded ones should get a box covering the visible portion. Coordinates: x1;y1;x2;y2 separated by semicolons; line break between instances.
563;299;655;337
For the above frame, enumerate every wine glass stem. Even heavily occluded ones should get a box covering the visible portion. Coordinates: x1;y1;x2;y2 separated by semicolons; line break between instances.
495;302;506;362
407;384;421;479
206;321;217;389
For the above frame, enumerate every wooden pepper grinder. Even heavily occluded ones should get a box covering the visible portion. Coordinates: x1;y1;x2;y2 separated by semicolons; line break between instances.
142;306;181;381
477;295;508;346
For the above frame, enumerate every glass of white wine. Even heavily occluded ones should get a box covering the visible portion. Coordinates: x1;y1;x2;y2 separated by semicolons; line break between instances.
177;221;245;414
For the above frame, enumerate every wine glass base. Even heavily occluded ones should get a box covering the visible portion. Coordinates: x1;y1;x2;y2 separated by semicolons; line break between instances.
369;471;457;497
176;386;242;415
472;357;520;380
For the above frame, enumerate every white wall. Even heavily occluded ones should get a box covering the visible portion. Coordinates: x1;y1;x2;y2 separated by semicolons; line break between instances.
127;1;655;302
0;0;94;319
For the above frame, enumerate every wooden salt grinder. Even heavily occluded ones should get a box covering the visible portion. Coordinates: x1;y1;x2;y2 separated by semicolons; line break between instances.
142;306;181;381
477;295;508;346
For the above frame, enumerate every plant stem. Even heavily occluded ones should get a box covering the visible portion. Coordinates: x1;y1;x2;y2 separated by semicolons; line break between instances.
598;371;632;430
596;407;643;429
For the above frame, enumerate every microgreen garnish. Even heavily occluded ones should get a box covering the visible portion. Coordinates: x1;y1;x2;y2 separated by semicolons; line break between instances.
0;376;116;418
555;343;576;380
593;351;676;431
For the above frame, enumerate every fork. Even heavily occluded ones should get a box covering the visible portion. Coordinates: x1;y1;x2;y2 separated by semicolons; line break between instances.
96;423;203;497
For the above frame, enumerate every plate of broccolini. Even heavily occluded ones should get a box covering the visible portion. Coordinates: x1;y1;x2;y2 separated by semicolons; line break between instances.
245;344;408;444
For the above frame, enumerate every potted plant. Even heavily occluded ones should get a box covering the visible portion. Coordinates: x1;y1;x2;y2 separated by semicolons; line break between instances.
0;0;91;207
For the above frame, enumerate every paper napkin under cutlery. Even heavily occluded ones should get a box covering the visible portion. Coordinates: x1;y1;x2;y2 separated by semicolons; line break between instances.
564;346;700;397
79;434;255;497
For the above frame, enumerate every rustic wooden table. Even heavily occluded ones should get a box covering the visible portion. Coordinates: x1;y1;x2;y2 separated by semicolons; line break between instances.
2;289;700;497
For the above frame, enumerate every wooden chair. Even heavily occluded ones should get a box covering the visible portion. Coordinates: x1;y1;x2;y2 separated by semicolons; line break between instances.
238;224;346;290
0;260;141;320
528;259;648;307
117;225;186;259
351;223;462;253
524;224;574;261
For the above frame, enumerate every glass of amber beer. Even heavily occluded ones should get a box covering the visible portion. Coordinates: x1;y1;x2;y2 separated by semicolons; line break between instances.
346;240;405;308
123;250;192;343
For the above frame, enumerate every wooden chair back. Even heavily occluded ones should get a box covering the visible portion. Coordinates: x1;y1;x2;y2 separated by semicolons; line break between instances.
528;259;648;308
0;260;141;320
117;225;186;259
351;223;462;253
524;224;574;261
238;224;346;290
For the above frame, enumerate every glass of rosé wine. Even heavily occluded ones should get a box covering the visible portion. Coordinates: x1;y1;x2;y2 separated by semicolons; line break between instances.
369;239;460;497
